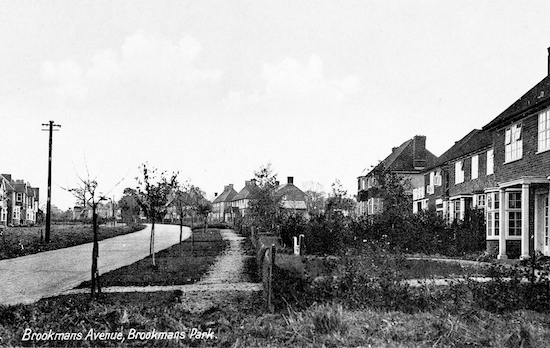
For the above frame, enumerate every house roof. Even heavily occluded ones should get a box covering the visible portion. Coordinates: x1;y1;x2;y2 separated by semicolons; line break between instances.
212;185;237;204
233;181;258;201
362;137;438;177
484;75;550;130
432;129;492;168
276;182;306;202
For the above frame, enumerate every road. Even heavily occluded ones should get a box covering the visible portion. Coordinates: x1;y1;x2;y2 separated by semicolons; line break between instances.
0;224;190;306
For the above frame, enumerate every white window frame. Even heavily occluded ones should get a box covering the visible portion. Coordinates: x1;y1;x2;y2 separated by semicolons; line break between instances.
471;155;479;180
505;123;523;163
507;190;522;238
487;149;494;175
434;171;442;186
539;108;550;152
455;161;464;184
486;191;500;239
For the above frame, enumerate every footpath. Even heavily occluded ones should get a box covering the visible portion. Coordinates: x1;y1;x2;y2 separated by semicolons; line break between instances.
0;224;190;306
64;229;263;296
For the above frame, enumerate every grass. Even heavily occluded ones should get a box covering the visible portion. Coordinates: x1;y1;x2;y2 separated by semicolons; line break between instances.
398;258;487;279
1;291;549;347
77;229;229;288
0;223;146;260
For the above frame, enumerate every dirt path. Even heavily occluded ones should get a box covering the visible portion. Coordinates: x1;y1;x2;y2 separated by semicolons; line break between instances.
0;224;190;306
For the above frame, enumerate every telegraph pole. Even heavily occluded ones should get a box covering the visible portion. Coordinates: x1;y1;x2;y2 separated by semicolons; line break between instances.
42;121;61;243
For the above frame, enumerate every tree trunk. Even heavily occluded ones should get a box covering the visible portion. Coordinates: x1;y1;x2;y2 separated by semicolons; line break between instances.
151;219;156;267
91;203;100;299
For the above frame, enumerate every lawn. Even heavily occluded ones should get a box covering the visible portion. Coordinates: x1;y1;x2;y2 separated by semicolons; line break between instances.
0;223;146;260
1;291;549;347
77;229;229;287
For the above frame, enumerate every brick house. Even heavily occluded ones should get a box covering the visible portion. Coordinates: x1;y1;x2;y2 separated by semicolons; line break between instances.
357;135;438;215
0;174;40;226
412;129;494;221
479;48;550;259
232;180;258;218
276;177;307;215
212;184;237;223
0;175;12;226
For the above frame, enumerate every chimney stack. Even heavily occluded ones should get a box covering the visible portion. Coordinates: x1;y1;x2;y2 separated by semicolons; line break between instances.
547;47;550;76
287;176;294;184
275;180;280;186
412;135;427;169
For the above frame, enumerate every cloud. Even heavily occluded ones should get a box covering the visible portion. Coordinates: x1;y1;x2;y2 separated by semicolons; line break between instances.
224;54;361;111
41;31;222;107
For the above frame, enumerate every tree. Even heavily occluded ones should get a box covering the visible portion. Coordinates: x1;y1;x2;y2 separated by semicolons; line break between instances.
196;198;212;232
118;188;141;223
247;164;284;232
171;180;203;243
325;179;356;217
303;181;327;216
65;176;106;300
135;163;177;267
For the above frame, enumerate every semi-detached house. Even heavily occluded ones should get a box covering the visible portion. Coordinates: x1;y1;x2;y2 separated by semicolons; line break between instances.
412;47;550;259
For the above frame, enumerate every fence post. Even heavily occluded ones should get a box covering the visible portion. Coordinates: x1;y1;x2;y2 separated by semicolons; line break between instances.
267;243;276;313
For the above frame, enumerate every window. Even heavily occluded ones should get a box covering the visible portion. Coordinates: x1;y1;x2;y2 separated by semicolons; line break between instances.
471;155;479;180
475;194;486;208
16;193;22;202
539;109;550;152
453;200;461;221
434;171;442;186
507;191;522;236
487;149;494;175
505;123;523;162
455;161;464;184
487;192;500;237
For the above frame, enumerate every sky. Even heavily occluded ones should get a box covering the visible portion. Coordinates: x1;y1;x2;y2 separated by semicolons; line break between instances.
2;1;550;210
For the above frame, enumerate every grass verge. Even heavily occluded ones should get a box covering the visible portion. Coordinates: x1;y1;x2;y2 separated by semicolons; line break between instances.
78;229;229;288
0;223;146;260
1;291;549;347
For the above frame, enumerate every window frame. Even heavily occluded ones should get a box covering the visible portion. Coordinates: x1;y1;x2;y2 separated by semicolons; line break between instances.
471;155;479;180
455;161;464;184
506;190;522;238
486;191;500;239
504;123;523;163
538;108;550;153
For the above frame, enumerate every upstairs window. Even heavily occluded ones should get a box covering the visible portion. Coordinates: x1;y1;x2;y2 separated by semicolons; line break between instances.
16;193;22;202
471;155;479;180
539;108;550;152
487;149;494;175
505;123;522;162
455;161;464;184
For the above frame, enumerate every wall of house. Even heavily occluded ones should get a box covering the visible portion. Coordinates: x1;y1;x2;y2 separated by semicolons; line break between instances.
493;113;550;183
447;150;496;197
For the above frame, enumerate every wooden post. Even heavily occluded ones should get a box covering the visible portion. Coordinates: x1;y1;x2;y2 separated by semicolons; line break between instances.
267;244;276;313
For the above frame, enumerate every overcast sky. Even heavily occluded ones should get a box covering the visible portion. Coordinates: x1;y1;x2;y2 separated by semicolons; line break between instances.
2;1;550;210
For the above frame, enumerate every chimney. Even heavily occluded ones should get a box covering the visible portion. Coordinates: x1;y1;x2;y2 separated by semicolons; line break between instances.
275;180;280;186
412;135;427;169
547;47;550;76
287;176;294;184
214;193;218;197
245;180;251;186
228;184;233;189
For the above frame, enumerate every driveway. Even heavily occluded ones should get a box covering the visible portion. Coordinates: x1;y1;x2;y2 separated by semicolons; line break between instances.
0;224;190;306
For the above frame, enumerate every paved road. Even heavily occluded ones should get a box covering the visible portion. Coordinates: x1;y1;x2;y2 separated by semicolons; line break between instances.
0;224;190;306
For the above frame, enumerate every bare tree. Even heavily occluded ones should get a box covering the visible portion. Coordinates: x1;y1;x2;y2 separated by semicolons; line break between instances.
66;177;106;299
135;163;177;267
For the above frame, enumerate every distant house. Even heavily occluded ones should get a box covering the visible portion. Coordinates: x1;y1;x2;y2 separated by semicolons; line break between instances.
212;184;238;223
412;129;494;221
232;180;258;218
1;174;39;226
276;176;307;215
357;135;438;215
0;175;12;226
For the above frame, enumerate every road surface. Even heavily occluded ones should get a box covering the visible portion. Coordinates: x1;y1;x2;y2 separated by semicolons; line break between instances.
0;224;190;306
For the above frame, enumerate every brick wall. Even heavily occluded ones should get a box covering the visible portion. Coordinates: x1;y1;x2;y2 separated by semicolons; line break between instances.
494;113;550;183
447;150;496;197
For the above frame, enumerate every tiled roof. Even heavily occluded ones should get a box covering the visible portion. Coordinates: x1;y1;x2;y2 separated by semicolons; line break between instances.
484;75;550;130
433;129;492;167
212;185;237;204
233;182;258;201
364;137;438;176
276;183;306;201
